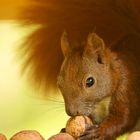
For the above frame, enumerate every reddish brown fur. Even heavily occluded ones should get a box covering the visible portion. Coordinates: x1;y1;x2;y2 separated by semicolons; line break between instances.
18;0;140;139
58;33;140;139
18;0;140;93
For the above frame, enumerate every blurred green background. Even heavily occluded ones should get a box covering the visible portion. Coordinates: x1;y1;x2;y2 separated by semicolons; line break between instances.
0;20;69;139
0;21;128;140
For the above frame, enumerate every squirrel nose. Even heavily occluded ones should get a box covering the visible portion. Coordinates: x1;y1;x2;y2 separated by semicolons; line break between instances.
66;107;82;116
67;110;82;116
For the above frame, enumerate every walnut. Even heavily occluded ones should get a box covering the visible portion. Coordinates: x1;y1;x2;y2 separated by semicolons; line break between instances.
0;133;7;140
48;133;74;140
66;115;93;138
10;130;45;140
127;131;140;140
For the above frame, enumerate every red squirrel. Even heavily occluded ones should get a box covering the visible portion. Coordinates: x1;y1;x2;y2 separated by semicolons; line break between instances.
19;0;140;139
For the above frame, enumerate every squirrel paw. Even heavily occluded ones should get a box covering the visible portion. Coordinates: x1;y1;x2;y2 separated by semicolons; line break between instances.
78;125;103;140
60;128;66;133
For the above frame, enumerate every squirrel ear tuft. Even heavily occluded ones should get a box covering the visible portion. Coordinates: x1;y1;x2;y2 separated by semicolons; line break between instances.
61;31;71;57
84;32;105;64
84;32;105;55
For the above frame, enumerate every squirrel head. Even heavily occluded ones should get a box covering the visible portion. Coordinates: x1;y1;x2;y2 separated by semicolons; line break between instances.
57;32;114;117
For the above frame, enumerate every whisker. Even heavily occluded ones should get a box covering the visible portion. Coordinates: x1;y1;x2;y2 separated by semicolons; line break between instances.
44;105;65;113
46;96;64;104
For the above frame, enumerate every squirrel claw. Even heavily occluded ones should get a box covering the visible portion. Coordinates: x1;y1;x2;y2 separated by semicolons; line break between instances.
78;125;101;140
60;128;66;133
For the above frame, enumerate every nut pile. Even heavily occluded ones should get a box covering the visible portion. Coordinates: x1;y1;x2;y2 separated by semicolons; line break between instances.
48;115;93;140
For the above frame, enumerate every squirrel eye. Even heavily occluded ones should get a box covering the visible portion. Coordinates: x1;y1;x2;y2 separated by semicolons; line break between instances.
86;77;95;88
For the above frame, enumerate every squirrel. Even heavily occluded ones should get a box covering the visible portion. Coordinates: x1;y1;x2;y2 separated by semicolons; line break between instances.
18;0;140;139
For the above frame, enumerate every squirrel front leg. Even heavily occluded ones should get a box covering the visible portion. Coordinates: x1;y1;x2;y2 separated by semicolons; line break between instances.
79;109;131;140
79;92;139;140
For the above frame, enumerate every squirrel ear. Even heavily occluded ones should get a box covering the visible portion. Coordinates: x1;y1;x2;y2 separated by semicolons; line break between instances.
84;32;105;63
86;32;105;54
61;31;71;57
